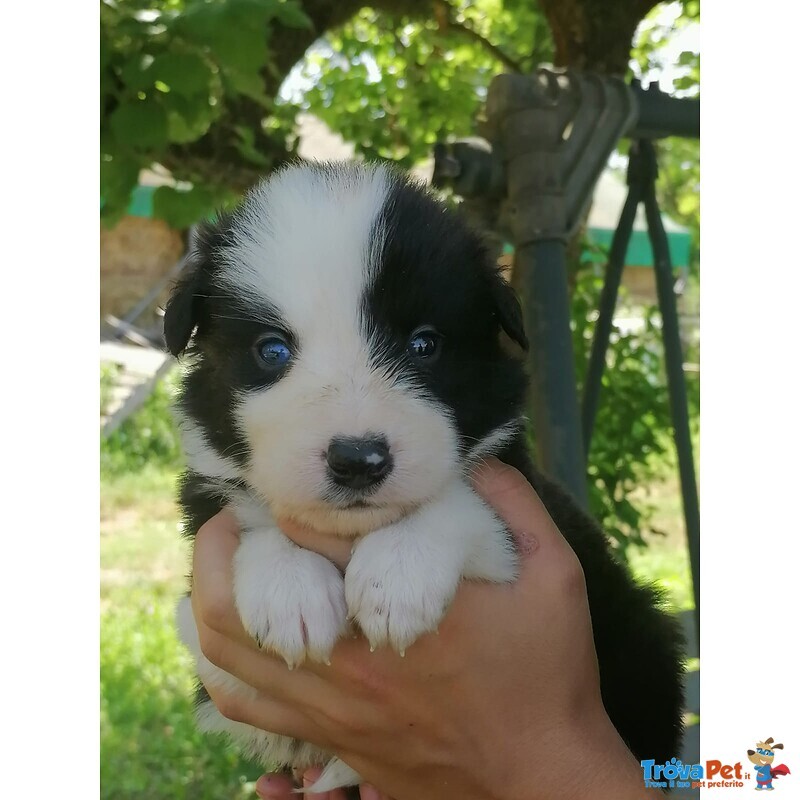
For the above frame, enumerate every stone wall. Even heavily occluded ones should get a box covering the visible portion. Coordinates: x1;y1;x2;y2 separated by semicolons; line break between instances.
100;216;184;330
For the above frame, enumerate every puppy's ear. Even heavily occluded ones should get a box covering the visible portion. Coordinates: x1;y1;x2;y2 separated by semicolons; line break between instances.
164;221;220;356
164;253;206;356
489;269;528;351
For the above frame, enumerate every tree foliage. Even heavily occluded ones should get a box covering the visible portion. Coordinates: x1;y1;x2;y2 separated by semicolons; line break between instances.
101;0;316;225
101;0;699;226
629;0;700;245
571;265;698;555
296;1;552;168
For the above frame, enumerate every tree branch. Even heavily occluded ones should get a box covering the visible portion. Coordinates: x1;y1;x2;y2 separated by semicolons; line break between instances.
445;19;524;73
433;0;523;73
538;0;660;74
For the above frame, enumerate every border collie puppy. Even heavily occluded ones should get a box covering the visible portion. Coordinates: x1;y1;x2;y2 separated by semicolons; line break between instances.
166;161;684;794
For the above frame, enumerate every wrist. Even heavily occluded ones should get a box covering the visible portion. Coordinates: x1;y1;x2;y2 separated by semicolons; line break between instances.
502;712;662;800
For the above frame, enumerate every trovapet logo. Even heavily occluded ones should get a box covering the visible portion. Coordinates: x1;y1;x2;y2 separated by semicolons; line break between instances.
641;737;791;791
641;758;743;790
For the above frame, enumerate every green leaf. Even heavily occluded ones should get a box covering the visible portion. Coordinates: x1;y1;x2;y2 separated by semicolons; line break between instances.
100;28;112;72
101;153;141;204
100;152;143;225
119;54;156;92
166;111;205;144
233;125;272;166
152;185;216;228
221;68;272;107
275;0;313;29
109;99;169;149
214;26;269;77
174;1;229;44
150;52;213;97
175;0;271;77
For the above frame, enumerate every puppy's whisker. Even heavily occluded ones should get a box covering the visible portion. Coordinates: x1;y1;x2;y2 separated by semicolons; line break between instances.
218;441;249;459
212;314;272;324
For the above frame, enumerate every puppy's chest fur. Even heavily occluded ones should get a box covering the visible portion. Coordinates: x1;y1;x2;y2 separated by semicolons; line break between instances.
168;161;686;794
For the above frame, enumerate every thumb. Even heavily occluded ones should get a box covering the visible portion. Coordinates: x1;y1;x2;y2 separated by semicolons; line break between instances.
471;458;566;556
255;773;295;798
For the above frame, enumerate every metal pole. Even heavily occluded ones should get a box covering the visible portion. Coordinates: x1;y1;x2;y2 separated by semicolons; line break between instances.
582;173;642;455
639;140;701;635
521;238;589;507
629;81;700;140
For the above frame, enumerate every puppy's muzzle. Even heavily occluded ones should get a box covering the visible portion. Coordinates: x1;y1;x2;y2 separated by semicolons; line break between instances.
326;435;393;490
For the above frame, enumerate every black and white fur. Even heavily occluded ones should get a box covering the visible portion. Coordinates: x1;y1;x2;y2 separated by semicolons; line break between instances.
166;161;684;794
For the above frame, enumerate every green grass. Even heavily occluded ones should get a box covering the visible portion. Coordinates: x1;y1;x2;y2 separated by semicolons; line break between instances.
100;465;263;800
100;462;695;798
100;467;187;605
627;472;696;613
629;541;694;613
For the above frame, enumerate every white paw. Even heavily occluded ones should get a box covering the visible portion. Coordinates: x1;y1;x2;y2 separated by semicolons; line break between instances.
345;532;461;654
234;537;347;667
303;758;361;794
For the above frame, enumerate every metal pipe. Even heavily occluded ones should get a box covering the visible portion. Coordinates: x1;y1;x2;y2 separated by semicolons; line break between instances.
629;82;700;140
432;81;700;199
640;140;701;637
521;238;589;507
582;177;642;455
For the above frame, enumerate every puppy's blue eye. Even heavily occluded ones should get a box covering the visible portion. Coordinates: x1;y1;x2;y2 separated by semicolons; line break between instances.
407;328;440;360
256;336;292;367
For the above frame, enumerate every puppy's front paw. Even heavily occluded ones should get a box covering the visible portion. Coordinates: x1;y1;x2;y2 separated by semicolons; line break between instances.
345;533;460;654
234;537;347;667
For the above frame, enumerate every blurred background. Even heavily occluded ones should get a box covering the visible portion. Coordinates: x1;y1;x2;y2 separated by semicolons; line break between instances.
100;1;700;797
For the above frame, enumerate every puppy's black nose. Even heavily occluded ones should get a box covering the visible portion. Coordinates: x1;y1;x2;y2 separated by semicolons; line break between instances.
326;436;393;490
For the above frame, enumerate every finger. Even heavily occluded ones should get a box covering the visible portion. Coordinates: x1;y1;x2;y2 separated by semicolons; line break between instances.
204;681;321;744
471;458;567;553
197;625;339;716
469;458;586;606
255;772;296;799
276;517;353;571
360;783;392;800
191;509;253;647
302;767;392;800
301;766;343;799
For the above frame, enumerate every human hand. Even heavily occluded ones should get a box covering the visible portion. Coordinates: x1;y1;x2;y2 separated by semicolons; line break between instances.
191;460;657;800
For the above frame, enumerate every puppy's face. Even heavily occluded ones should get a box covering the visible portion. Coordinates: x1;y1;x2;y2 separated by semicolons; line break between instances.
167;163;527;536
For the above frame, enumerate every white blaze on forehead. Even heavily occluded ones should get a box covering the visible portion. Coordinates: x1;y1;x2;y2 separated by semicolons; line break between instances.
217;162;392;330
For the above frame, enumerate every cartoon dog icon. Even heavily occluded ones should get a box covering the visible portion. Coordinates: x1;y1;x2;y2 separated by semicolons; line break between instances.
747;738;791;791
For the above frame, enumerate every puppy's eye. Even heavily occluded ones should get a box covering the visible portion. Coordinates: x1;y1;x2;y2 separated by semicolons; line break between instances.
407;327;441;360
255;335;292;368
